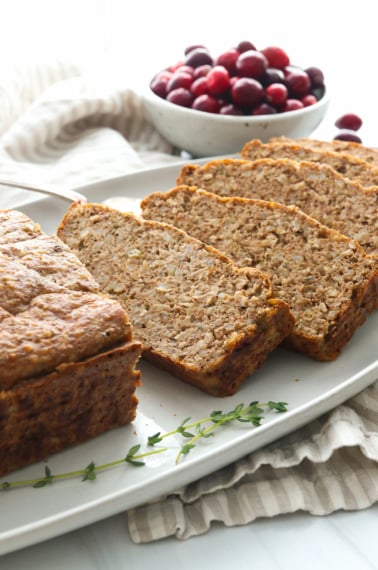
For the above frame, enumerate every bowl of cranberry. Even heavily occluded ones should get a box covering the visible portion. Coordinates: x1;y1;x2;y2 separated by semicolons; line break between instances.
143;42;330;158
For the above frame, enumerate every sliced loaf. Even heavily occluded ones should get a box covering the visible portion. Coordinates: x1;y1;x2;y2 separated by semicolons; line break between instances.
141;186;378;361
241;139;378;188
57;202;295;397
176;157;378;256
269;136;378;167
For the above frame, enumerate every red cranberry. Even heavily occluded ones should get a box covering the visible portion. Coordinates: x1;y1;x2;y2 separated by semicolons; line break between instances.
236;50;268;79
231;77;264;107
190;76;209;97
262;67;285;86
335;113;363;131
220;103;244;115
192;94;220;113
184;44;207;55
206;65;230;95
166;88;193;107
215;49;239;75
236;40;256;53
252;103;277;115
285;68;311;97
185;48;213;68
172;65;194;76
282;99;305;112
333;129;362;143
301;94;318;107
167;72;193;92
193;64;212;79
261;46;290;69
150;72;173;98
265;83;288;107
305;66;325;88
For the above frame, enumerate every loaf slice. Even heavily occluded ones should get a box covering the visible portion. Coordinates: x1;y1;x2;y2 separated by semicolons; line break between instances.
241;139;378;188
176;157;378;256
57;202;295;397
269;136;378;167
0;209;142;477
141;186;378;361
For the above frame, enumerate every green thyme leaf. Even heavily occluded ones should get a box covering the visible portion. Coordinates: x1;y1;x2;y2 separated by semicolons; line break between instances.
82;461;97;482
147;432;163;445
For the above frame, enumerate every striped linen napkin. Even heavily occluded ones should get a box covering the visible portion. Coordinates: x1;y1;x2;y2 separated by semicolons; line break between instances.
0;60;377;543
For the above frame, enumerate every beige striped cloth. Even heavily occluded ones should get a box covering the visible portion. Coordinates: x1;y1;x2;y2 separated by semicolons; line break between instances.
0;60;377;544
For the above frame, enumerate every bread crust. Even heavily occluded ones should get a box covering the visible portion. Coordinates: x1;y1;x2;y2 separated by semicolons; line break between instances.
0;343;141;477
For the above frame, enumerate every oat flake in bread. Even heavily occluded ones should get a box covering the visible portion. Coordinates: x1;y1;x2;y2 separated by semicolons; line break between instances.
141;186;378;361
241;139;378;188
269;136;378;167
57;202;295;397
176;157;378;256
0;209;142;477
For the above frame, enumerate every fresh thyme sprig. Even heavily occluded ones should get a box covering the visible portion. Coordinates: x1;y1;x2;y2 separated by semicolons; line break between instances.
148;400;288;463
1;445;167;490
1;400;287;490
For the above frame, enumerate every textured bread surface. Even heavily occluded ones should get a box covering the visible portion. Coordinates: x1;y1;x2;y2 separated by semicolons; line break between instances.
0;209;142;477
57;202;295;397
176;157;378;256
241;139;378;188
270;136;378;167
0;342;141;477
141;186;378;361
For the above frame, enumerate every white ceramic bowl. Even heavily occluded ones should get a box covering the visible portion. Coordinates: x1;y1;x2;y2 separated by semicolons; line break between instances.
142;87;330;158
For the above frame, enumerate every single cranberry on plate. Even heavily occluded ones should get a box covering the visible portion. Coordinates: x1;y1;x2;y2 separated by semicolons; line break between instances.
333;129;362;143
335;113;363;131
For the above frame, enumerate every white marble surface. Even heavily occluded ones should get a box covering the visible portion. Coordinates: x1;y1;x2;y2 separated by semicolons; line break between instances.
1;506;378;570
1;1;377;567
